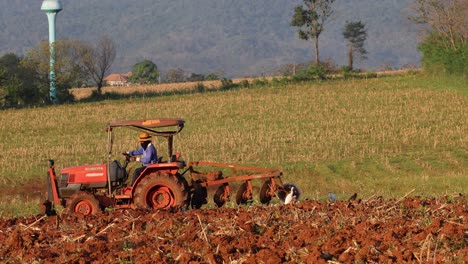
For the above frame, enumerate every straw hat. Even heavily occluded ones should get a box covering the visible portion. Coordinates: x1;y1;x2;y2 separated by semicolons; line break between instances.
138;132;152;142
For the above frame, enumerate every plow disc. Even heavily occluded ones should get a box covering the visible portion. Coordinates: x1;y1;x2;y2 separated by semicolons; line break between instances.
259;179;277;204
236;182;253;205
213;184;230;207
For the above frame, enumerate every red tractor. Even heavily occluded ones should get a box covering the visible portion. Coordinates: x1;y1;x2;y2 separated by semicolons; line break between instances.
42;118;300;215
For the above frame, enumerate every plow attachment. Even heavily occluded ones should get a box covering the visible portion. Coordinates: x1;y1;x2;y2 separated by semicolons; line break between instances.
187;161;300;208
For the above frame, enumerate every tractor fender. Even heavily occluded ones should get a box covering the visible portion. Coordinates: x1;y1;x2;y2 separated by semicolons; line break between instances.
132;162;183;188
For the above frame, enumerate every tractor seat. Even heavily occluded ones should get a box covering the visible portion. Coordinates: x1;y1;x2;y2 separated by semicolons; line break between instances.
109;160;127;182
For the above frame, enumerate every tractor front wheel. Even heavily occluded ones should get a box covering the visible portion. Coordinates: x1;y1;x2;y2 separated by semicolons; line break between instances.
67;192;100;215
133;172;187;210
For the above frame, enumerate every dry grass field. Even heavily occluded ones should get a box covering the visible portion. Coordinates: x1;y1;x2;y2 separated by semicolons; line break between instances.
69;71;414;100
69;78;264;100
0;73;466;217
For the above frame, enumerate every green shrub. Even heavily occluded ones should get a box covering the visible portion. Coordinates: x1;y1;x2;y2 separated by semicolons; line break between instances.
219;78;236;91
239;79;250;88
343;71;355;79
419;33;467;75
252;78;269;87
343;70;377;80
194;82;206;93
364;71;377;78
341;66;353;73
292;65;328;82
268;77;290;87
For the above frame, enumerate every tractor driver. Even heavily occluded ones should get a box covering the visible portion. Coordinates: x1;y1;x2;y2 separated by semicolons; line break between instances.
125;132;158;185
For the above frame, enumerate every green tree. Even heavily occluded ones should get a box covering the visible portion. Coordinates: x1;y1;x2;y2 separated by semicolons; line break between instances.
0;54;20;107
342;21;368;70
21;40;89;103
290;0;336;66
418;32;467;74
411;0;467;50
0;53;41;107
130;60;159;84
0;67;6;107
410;0;467;74
21;37;116;101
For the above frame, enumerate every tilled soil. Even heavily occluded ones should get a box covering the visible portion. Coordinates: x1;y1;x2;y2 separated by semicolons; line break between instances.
0;196;466;263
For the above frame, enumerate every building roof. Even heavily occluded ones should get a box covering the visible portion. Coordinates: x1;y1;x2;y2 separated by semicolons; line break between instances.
104;73;130;82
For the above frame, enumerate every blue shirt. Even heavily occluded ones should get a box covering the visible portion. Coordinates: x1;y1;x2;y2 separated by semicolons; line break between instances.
129;143;158;166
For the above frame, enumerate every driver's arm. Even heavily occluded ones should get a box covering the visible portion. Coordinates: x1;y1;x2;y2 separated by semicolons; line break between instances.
128;147;143;157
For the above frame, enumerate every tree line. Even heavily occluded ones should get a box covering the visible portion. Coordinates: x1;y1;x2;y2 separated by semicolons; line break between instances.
290;0;466;75
0;36;116;107
1;0;466;109
130;60;224;85
0;38;223;108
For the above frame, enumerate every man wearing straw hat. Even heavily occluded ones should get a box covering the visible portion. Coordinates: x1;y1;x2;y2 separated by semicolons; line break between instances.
125;132;158;185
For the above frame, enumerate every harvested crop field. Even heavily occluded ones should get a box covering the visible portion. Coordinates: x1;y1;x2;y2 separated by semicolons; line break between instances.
0;196;466;263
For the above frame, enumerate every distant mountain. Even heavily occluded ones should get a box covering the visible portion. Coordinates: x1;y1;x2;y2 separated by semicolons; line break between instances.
0;0;421;77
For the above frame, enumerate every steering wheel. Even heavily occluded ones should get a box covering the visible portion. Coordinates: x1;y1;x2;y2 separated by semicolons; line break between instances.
121;152;131;161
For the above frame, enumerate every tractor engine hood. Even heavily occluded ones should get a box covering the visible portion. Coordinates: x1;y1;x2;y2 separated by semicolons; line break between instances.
60;164;107;185
58;160;127;196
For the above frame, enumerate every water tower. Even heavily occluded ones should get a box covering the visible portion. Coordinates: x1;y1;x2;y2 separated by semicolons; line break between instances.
41;0;63;104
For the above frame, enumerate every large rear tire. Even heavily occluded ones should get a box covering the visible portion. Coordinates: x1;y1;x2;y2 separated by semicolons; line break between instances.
176;173;191;210
133;172;188;210
67;192;100;216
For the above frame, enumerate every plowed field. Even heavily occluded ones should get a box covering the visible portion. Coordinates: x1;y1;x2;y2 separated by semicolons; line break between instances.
0;196;466;263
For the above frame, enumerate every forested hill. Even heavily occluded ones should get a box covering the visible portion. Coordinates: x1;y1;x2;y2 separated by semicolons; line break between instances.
0;0;420;77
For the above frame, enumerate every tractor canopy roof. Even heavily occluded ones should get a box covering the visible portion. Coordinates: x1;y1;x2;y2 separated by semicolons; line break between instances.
107;118;185;137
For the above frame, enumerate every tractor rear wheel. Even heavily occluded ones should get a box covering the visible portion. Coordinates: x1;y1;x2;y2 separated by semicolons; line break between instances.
67;192;100;216
176;173;191;210
133;172;187;210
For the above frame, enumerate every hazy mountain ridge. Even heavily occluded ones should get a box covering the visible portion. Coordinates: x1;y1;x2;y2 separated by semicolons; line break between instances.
0;0;420;77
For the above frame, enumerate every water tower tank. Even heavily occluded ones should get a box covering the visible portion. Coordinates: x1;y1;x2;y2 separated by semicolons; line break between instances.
41;0;63;13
